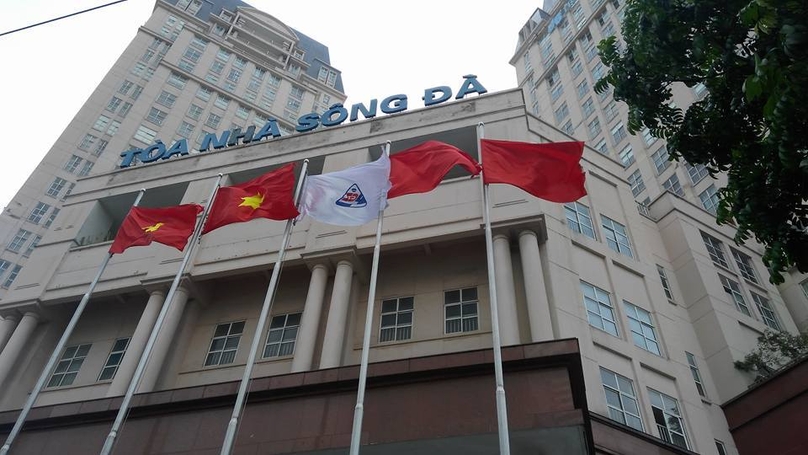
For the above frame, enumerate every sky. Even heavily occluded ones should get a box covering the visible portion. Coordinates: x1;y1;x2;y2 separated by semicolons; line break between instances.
0;0;542;208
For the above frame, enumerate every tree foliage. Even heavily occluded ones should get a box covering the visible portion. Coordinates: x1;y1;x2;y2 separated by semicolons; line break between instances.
596;0;808;283
734;330;808;381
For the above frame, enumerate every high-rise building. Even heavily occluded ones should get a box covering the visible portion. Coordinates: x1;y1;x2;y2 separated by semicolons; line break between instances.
509;0;808;451
0;0;345;299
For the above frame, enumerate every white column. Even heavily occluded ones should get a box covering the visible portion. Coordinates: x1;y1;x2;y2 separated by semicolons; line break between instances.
319;261;353;369
493;234;520;346
138;286;190;393
107;290;165;397
0;315;20;354
0;312;39;389
518;230;554;342
292;264;329;372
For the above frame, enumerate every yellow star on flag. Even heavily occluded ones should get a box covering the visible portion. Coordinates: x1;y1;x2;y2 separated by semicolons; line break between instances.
142;222;164;233
239;192;264;210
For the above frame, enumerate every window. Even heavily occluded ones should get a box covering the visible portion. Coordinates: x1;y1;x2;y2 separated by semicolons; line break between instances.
662;174;684;197
235;105;250;120
177;121;195;138
47;177;68;197
694;82;708;98
146;107;168;126
28;202;50;224
9;229;31;252
752;293;781;330
247;79;261;92
290;86;304;100
48;344;91;387
134;125;158;144
214;95;230;110
648;389;689;449
719;275;752;317
183;47;203;63
253;67;266;80
651;146;671;174
196;87;213;103
141;49;155;63
685;162;709;185
223;81;237;93
550;84;564;102
592;62;605;82
167;72;188;89
227;68;242;83
118;80;134;95
156;90;177;108
554;102;569;123
699;184;719;214
131;62;147;77
79;134;98;151
731;249;758;284
286;98;302;112
619;145;635;167
234;56;247;68
98;338;130;381
602;216;633;258
64;155;83;173
444;287;478;334
380;297;414;342
187;104;204;120
106;97;123;113
263;313;301;357
685;351;706;397
624;302;661;355
44;208;60;228
92;115;110;132
588;117;601;137
611;122;627;144
641;128;656;146
94;139;109;156
628;169;645;197
562;121;574;135
23;235;41;257
2;264;21;288
581;281;618;336
657;265;673;300
571;60;584;77
0;261;9;280
106;120;120;136
564;202;596;239
600;368;643;431
205;113;222;129
119;102;132;118
268;74;281;87
582;97;595;117
205;321;244;366
595;138;608;155
216;48;231;62
130;84;143;100
801;280;808;300
701;232;728;268
78;161;94;177
604;100;619;121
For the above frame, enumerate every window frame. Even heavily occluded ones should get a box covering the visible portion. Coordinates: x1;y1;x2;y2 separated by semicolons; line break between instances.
444;287;479;334
204;321;245;366
379;297;414;342
47;344;92;388
601;215;634;258
600;367;644;431
98;338;130;381
581;281;619;336
648;388;690;449
623;301;661;355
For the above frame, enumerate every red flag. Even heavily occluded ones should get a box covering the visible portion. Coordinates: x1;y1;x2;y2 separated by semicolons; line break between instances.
109;204;203;254
481;139;586;203
202;163;299;234
388;141;481;198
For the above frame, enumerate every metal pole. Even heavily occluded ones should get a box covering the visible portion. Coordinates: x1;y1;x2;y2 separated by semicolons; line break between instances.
477;123;511;455
100;175;223;455
219;160;309;455
0;188;146;455
348;142;391;455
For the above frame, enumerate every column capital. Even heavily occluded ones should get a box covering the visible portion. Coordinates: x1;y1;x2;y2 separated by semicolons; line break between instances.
485;216;547;244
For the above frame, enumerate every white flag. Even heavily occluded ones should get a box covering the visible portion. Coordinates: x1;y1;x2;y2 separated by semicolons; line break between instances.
300;153;391;226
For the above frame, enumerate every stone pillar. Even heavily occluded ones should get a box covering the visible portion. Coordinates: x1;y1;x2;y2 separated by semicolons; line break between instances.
292;264;329;372
107;290;165;396
493;234;520;346
0;312;39;389
0;315;20;354
518;230;554;342
138;286;190;393
319;261;353;369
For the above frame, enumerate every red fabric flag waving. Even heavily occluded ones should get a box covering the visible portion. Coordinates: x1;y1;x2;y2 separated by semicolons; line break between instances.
203;163;299;234
481;139;586;203
388;141;481;198
109;204;203;254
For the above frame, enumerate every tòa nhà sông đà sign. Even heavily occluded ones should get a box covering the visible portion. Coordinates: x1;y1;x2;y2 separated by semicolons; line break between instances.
119;75;487;168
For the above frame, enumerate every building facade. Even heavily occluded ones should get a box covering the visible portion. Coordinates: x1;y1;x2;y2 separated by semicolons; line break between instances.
0;88;800;454
0;0;345;299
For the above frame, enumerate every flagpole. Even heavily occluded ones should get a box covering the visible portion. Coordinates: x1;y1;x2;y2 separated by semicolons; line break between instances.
0;189;147;455
477;122;511;455
100;175;223;455
219;160;309;455
348;141;391;455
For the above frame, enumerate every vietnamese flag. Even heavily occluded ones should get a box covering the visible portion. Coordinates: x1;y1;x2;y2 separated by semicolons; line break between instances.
481;139;586;203
388;141;481;198
109;204;203;254
202;163;299;234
